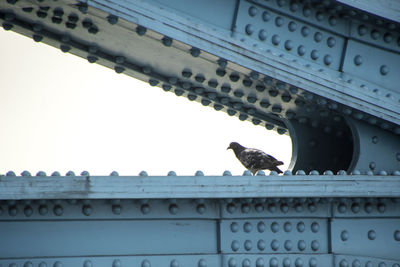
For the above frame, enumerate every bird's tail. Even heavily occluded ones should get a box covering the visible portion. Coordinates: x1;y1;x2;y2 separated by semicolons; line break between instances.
271;165;283;174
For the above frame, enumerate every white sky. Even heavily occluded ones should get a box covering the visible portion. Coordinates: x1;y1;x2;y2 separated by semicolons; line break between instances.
0;29;291;176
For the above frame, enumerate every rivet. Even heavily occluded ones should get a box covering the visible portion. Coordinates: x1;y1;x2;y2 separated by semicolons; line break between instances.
169;204;179;215
311;50;319;60
136;25;147;36
190;47;200;57
329;16;337;26
196;204;206;214
82;205;93;216
39;262;47;267
351;203;360;213
88;26;99;34
365;261;372;267
368;230;376;240
244;222;253;233
340;259;348;267
308;203;317;212
297;240;306;251
265;124;274;130
39;205;48;215
223;170;232;176
327;37;336;47
170;259;179;267
394;230;400;241
228;258;237;267
53;205;63;216
271;221;279;232
198;259;206;267
256;258;264;267
21;170;31;177
282;258;291;267
358;25;367;35
284;40;293;51
245;24;254;35
262;11;271;21
271;239;280;251
311;222;319;233
383;33;393;43
316;11;324;21
268;258;278;267
377;202;386;213
244;240;252;251
241;203;250;213
231;222;239;233
324;55;333;65
271;35;281;45
248;6;258;17
301;26;310;37
141;204;151;214
54;261;62;267
216;68;226;77
303;7;311;17
275;16;284;27
364;202;373;213
284;240;293;251
371;29;380;40
277;0;286;7
242;78;252;87
295;222;305;233
227;203;236;213
380;65;389;75
283;222;292;232
255;221;265;233
231;240;240;251
352;259;361;267
311;240;319;251
217;58;227;68
257;239;266;251
297;45;306;56
162;36;173;46
338;203;347;213
114;66;125;74
295;258;304;267
314;32;323;42
112;205;121;215
24;262;34;267
83;260;92;267
141;259;151;267
23;206;33;217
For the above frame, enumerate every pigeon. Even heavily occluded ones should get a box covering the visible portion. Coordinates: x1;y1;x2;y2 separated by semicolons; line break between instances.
227;142;284;175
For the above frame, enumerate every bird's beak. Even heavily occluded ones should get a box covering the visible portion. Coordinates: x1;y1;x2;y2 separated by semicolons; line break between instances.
227;146;231;150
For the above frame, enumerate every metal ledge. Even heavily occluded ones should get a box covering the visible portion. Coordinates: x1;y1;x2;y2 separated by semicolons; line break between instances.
1;174;400;200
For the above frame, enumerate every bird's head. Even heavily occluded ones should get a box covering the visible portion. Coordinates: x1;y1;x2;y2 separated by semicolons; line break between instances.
227;142;240;150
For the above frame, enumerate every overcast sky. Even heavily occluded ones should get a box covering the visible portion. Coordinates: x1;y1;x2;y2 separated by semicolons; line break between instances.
0;29;291;176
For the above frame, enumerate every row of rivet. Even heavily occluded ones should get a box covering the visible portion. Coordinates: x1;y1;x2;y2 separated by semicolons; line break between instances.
227;256;319;267
230;239;320;252
225;202;319;214
340;229;400;242
230;220;321;233
4;258;209;267
3;169;400;177
0;203;207;217
338;258;400;267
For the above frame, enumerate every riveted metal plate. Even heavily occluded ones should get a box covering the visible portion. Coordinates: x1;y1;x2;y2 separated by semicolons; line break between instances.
0;199;219;220
0;219;217;257
342;40;400;94
350;20;400;54
334;254;400;267
220;219;328;254
332;198;400;218
222;254;333;267
220;200;331;218
0;254;221;266
331;218;400;260
235;0;345;70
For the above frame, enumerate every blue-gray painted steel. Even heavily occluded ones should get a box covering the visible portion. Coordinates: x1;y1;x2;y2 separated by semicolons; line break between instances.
1;0;400;264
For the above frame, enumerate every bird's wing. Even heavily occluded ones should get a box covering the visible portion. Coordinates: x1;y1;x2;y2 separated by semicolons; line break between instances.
240;148;283;169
